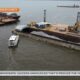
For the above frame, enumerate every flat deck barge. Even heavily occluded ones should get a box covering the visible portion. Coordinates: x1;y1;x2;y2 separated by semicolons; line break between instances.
0;12;20;26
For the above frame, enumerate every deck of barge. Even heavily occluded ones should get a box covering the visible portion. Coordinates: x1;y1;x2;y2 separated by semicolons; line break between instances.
29;23;80;43
0;18;18;26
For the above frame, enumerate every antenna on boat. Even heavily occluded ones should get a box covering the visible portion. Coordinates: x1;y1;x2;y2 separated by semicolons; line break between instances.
44;9;46;22
76;12;80;22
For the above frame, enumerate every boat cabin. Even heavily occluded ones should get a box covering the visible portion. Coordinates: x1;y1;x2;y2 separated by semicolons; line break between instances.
8;35;19;47
35;22;51;29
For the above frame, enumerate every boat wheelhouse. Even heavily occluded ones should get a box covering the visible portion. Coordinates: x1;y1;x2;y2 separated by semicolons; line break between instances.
8;35;19;47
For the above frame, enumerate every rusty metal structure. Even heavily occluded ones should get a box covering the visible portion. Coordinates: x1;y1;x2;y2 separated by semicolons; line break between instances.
73;12;80;32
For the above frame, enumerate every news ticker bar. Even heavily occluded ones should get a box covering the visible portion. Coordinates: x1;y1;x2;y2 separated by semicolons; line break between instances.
0;71;80;76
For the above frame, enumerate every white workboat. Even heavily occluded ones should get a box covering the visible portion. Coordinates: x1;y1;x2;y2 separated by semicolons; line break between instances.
8;35;19;47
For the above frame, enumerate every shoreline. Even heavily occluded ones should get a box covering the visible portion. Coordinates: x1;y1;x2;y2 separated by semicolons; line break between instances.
12;30;80;51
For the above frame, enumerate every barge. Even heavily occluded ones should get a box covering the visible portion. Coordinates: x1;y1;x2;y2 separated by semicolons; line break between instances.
25;12;80;45
13;11;80;50
26;22;80;44
0;12;20;26
57;4;80;8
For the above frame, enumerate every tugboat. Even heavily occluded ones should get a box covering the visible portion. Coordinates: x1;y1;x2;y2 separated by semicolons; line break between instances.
0;12;20;26
8;35;19;47
25;10;80;44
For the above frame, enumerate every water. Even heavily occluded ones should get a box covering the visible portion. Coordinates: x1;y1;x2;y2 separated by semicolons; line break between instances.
0;0;80;70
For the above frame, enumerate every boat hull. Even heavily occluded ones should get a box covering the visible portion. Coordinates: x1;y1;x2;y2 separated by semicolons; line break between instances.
23;27;80;43
10;16;20;20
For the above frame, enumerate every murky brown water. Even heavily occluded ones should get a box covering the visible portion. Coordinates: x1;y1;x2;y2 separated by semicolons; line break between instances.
0;24;80;70
0;0;80;70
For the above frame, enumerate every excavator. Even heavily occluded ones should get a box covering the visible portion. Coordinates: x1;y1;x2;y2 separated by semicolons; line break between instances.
70;12;80;32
